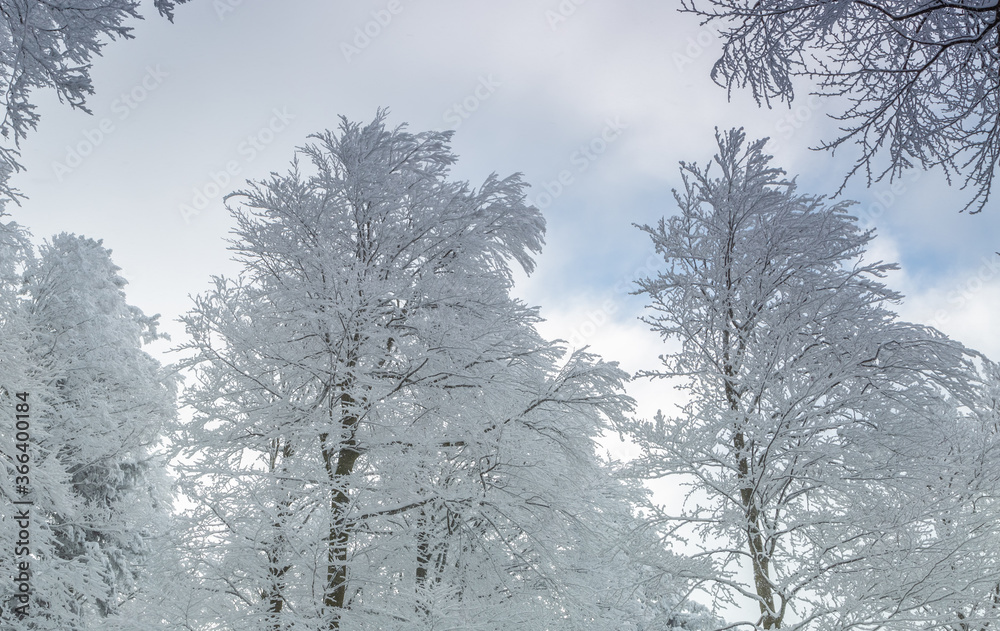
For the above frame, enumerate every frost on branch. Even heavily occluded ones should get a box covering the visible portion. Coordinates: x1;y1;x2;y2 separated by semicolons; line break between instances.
0;232;175;630
173;112;694;630
623;128;996;631
683;0;1000;211
0;0;190;201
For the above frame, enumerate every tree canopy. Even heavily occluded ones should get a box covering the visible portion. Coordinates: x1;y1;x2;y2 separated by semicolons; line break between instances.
623;128;997;630
172;113;701;630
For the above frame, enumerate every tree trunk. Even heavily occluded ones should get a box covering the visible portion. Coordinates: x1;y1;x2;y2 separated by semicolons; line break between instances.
322;390;361;631
733;429;780;628
722;222;780;628
263;439;294;631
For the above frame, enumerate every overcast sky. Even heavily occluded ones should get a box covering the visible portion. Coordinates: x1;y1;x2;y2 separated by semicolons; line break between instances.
11;1;1000;620
13;0;1000;457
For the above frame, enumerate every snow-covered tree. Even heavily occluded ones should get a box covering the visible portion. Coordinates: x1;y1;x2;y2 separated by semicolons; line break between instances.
682;0;1000;211
623;129;985;630
174;112;682;631
0;210;32;385
0;211;37;626
0;0;189;200
0;233;176;630
828;357;1000;631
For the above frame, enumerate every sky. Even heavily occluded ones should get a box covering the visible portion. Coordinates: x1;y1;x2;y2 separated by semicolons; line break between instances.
8;0;1000;619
